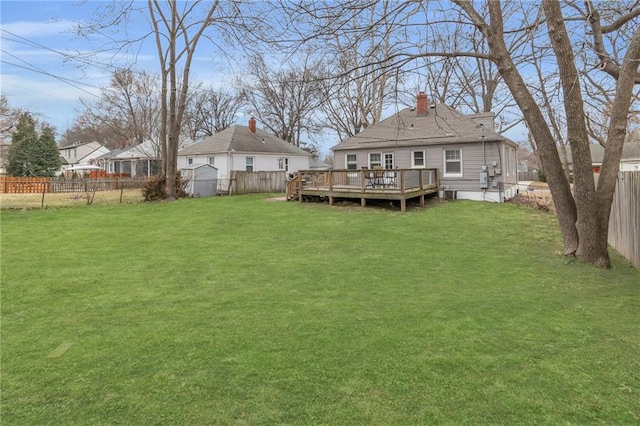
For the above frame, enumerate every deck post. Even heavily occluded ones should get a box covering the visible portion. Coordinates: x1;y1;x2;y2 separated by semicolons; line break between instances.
329;196;334;206
298;171;303;202
400;198;406;212
361;198;366;207
420;194;425;206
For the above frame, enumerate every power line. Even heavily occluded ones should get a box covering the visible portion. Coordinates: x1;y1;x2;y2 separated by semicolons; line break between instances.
0;51;102;98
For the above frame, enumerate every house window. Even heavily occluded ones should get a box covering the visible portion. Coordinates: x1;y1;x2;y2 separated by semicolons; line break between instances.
412;151;425;167
278;158;289;171
444;149;462;176
246;157;254;172
346;154;357;170
369;153;382;168
384;153;394;169
208;156;215;165
187;157;193;165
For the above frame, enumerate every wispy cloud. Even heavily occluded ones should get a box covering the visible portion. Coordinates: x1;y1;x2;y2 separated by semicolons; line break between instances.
1;19;82;38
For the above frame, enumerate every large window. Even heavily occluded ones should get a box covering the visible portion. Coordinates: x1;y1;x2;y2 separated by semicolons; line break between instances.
412;151;425;167
384;153;394;169
369;153;382;168
444;149;462;176
346;154;357;170
246;157;254;172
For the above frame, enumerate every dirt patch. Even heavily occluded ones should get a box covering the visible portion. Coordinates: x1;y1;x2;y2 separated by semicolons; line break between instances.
265;196;287;202
509;192;555;213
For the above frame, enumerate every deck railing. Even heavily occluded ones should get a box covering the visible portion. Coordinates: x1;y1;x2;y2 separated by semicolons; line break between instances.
297;168;438;192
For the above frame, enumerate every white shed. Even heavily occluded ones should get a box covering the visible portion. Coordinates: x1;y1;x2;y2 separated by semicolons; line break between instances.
181;163;218;197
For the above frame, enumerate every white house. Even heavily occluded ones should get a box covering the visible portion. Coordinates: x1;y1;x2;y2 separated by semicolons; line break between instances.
177;118;312;191
58;141;110;175
96;140;161;177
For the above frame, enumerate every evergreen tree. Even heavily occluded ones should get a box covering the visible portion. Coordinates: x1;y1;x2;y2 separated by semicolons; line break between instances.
6;113;61;177
36;126;61;176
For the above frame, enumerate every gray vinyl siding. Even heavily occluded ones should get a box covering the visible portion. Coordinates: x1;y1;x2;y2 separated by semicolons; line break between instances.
335;140;516;194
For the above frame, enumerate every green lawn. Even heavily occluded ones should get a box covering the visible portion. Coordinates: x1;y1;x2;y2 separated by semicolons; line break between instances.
1;196;639;425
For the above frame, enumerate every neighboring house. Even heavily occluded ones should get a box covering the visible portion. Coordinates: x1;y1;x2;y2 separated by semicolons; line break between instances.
58;141;110;175
331;92;519;202
620;142;640;172
177;118;312;191
564;141;640;174
96;140;161;177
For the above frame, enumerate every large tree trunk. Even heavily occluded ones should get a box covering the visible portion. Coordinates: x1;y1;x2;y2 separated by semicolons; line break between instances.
543;0;609;266
484;2;579;255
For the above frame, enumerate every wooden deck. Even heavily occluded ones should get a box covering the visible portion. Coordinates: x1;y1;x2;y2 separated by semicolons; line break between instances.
287;168;439;212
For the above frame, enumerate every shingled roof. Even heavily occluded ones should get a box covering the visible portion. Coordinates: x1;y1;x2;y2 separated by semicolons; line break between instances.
179;124;310;156
332;103;512;151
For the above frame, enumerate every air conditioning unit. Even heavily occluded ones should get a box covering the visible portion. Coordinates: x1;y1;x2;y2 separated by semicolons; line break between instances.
444;190;457;200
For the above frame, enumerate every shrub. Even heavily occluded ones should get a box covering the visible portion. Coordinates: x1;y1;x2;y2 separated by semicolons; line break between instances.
142;172;190;202
537;168;547;182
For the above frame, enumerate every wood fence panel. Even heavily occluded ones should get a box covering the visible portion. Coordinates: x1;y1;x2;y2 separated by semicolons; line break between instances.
1;177;152;194
0;177;50;193
229;171;286;195
608;171;639;269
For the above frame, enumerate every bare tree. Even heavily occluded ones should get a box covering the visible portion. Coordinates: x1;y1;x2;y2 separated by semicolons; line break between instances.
0;95;23;143
240;54;323;147
81;0;265;199
284;0;640;268
68;69;161;149
183;85;246;139
319;0;408;141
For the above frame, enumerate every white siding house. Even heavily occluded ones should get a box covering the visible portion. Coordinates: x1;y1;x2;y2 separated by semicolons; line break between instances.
178;118;312;191
58;141;110;175
96;140;161;177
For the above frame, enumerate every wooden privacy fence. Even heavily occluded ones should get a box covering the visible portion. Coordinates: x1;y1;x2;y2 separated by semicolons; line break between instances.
1;176;152;193
228;171;286;195
608;171;639;269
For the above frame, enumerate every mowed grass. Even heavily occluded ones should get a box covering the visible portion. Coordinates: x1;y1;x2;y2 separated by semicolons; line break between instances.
1;195;639;425
0;189;144;210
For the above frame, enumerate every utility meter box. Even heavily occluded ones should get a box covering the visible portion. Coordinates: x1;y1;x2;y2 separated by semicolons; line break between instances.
480;171;489;189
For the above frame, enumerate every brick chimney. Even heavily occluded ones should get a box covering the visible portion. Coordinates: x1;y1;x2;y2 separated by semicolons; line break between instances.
119;139;126;149
248;117;256;133
416;92;428;116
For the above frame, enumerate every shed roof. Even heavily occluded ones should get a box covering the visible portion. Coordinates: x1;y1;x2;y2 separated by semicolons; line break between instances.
179;125;311;156
332;104;514;151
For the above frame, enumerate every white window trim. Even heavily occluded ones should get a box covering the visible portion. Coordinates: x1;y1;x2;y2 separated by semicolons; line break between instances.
278;157;289;172
345;154;357;170
383;152;395;169
504;146;510;177
208;156;215;166
187;157;194;165
412;150;425;168
246;156;254;172
443;149;463;177
369;152;382;168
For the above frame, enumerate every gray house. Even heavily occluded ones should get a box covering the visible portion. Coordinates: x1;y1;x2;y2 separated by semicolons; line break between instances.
332;92;519;202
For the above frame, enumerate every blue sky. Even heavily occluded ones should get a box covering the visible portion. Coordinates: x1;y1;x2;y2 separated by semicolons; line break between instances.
0;0;237;137
1;1;532;150
1;1;112;132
